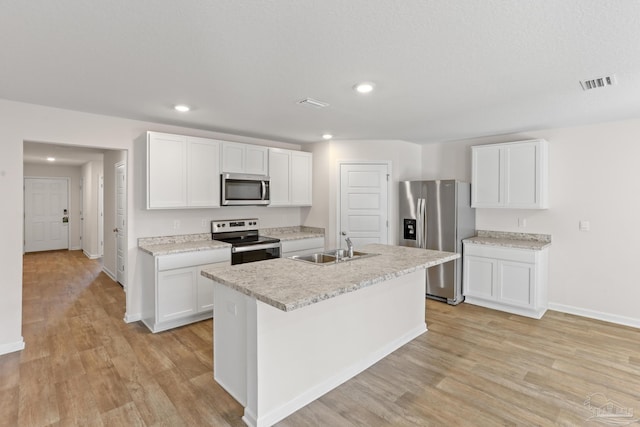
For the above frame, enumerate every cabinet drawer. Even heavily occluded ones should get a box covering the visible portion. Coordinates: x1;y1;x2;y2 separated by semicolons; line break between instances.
280;237;324;254
464;243;536;263
158;249;231;271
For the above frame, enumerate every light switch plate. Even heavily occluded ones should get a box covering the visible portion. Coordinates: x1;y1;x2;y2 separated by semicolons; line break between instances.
579;220;590;231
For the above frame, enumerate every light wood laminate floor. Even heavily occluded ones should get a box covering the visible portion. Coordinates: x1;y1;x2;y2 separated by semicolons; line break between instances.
2;250;639;426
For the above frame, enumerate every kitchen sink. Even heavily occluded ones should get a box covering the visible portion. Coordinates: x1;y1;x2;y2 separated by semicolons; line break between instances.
288;249;378;265
290;253;337;264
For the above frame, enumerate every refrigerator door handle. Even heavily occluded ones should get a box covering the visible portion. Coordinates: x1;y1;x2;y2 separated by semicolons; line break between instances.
417;198;427;249
416;198;422;248
422;196;428;249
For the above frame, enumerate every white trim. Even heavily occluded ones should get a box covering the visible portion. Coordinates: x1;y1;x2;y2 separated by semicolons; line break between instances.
548;302;640;329
83;250;101;260
124;312;141;323
0;337;25;355
102;266;116;281
335;160;392;248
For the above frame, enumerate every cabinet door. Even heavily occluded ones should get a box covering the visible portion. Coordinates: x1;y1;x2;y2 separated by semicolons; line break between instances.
498;260;535;308
221;142;245;173
463;255;496;299
268;149;291;205
197;262;230;313
147;132;188;208
471;145;502;208
187;137;220;207
505;142;540;208
157;267;197;322
245;145;268;175
291;151;312;206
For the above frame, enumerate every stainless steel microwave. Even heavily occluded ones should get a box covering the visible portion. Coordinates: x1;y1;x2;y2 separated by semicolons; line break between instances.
221;173;270;206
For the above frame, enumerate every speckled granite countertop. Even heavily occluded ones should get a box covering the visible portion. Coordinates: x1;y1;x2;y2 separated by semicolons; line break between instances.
201;243;458;312
138;234;230;256
260;226;324;241
464;230;552;250
138;226;324;256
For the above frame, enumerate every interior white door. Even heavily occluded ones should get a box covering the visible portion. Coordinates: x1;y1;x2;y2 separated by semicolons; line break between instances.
339;163;389;249
24;178;69;252
115;162;126;286
98;175;104;257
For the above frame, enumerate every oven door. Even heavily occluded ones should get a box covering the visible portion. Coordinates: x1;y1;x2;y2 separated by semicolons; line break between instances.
231;243;281;265
222;173;270;206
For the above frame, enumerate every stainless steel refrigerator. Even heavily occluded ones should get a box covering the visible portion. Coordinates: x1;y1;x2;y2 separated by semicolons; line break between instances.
399;180;475;305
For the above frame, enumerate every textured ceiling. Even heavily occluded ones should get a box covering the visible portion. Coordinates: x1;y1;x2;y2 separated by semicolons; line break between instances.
3;0;640;144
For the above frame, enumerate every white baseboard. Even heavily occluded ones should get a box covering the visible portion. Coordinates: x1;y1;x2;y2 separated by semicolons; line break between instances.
102;266;116;281
0;337;25;355
83;250;101;260
124;312;142;323
548;302;640;329
70;245;81;250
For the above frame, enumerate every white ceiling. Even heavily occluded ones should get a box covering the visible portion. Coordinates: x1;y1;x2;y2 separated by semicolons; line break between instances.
4;1;640;145
23;141;105;166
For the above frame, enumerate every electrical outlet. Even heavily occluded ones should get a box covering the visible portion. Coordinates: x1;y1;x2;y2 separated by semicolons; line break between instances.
201;218;207;228
579;220;590;232
173;220;180;230
518;218;527;228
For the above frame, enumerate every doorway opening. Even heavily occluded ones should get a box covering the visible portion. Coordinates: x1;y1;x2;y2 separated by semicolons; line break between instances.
22;141;128;300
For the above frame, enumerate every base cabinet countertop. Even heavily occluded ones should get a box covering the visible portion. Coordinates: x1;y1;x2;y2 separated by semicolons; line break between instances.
137;227;325;333
463;230;551;319
202;244;458;427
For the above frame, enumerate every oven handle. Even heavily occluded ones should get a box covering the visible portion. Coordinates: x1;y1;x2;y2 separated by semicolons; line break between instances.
232;243;281;253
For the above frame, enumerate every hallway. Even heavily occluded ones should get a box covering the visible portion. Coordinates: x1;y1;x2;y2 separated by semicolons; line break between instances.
2;250;242;426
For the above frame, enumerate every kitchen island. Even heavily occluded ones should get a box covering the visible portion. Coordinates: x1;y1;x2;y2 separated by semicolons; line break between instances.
201;243;458;427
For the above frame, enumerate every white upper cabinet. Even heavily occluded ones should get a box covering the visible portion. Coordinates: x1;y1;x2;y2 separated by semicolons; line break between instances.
146;131;221;209
268;148;312;207
268;148;291;205
187;137;221;208
221;141;268;175
291;151;313;206
472;139;548;209
147;132;187;209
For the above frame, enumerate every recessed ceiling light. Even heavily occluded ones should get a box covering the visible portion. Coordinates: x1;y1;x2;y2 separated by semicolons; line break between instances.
174;104;190;112
322;134;333;140
46;157;55;162
354;82;375;94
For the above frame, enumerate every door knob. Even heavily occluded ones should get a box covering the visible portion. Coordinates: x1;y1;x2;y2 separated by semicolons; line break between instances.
341;231;347;236
113;228;119;233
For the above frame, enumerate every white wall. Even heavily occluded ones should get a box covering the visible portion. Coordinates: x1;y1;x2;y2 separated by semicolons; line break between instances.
304;139;422;248
421;118;640;327
0;98;304;354
81;160;104;258
23;162;83;250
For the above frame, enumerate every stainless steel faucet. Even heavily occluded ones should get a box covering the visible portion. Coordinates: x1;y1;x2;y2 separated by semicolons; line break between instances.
345;237;354;258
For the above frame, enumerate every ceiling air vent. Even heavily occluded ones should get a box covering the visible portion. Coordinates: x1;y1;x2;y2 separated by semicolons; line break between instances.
580;75;617;91
297;98;329;108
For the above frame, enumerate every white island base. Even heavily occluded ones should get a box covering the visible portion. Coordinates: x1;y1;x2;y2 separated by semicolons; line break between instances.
213;269;427;427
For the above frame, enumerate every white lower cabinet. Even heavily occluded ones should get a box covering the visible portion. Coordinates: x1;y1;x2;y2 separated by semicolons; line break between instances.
281;237;325;257
141;248;231;332
463;242;548;319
